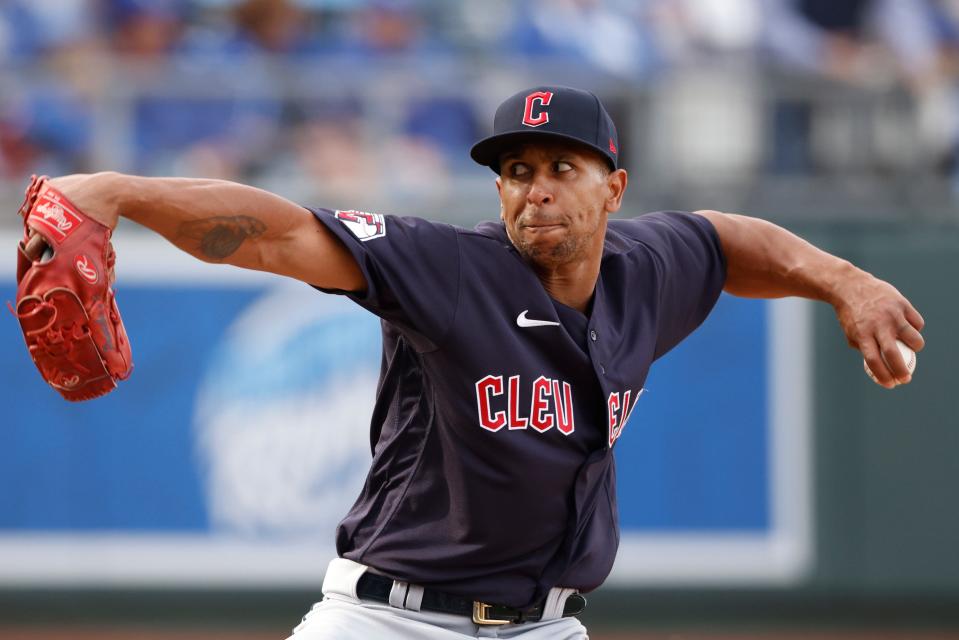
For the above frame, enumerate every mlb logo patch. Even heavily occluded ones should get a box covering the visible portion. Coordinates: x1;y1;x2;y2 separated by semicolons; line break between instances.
335;210;386;242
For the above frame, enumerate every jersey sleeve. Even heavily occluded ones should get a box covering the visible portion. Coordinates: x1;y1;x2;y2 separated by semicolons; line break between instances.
309;208;460;351
628;211;727;360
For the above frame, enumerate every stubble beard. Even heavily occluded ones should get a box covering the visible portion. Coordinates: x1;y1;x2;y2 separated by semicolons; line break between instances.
513;225;597;272
505;204;605;271
516;234;577;266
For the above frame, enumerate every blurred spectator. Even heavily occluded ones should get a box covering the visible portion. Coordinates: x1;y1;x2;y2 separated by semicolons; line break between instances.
0;1;100;178
0;112;39;178
640;0;764;189
325;1;454;60
647;0;762;62
0;4;29;60
502;0;654;78
132;97;283;179
319;3;475;169
124;1;305;179
24;84;94;174
233;0;309;53
761;0;953;176
762;0;941;83
178;0;325;57
378;132;452;206
108;0;185;58
0;0;99;59
0;88;94;179
286;115;379;204
403;96;481;168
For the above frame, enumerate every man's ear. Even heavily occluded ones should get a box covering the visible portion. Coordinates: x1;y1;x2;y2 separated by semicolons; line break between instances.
605;169;628;214
496;176;504;220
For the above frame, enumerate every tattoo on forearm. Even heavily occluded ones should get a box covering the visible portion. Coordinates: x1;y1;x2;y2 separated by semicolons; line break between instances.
178;216;267;260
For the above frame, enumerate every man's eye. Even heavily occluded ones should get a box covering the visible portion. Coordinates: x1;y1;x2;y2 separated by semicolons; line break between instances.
511;164;530;176
555;161;572;172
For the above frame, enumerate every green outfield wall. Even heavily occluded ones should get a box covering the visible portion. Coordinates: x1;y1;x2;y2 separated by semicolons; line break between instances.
806;222;959;593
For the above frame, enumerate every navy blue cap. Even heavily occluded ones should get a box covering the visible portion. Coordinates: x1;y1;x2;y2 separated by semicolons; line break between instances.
470;85;619;174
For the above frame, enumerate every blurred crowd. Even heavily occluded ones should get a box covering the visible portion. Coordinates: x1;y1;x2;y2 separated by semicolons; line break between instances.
2;0;959;211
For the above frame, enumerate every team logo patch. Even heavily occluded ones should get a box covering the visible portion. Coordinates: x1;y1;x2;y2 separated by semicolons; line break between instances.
28;192;84;244
522;91;553;128
75;254;99;284
335;210;386;242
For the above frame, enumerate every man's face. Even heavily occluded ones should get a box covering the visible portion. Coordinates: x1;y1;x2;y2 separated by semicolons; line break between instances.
496;141;626;271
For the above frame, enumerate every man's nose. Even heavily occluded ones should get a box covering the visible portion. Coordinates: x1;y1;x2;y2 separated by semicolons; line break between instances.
526;175;554;206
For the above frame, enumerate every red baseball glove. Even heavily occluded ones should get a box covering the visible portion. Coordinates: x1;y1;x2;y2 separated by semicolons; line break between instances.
11;175;133;401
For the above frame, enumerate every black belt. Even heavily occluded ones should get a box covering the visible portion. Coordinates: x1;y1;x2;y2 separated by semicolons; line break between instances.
353;572;587;625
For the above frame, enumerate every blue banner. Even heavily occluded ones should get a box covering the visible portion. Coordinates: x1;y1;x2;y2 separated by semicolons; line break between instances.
0;252;811;586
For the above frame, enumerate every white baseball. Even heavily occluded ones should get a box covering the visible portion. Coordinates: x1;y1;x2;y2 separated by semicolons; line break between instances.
863;339;916;386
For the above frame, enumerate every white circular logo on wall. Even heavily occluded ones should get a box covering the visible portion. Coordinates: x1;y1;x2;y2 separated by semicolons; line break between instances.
193;283;381;540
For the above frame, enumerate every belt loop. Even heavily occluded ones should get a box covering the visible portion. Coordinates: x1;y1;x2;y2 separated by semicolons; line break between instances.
388;580;410;608
541;587;577;620
321;558;368;603
405;584;425;611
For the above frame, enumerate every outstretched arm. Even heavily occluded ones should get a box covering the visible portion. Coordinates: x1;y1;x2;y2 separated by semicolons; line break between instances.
695;209;924;389
47;172;365;292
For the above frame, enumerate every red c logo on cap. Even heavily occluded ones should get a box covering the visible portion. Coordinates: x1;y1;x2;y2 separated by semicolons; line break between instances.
522;91;553;128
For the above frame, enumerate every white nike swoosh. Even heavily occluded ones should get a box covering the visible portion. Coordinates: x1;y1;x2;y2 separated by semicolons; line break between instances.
516;310;561;328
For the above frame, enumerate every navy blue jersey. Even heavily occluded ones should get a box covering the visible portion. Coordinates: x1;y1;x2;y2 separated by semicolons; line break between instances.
310;208;726;609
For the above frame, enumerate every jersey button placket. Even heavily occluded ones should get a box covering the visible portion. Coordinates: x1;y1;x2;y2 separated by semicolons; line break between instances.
588;328;605;376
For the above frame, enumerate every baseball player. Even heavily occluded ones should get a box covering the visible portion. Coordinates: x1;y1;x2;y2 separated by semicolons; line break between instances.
33;86;923;639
